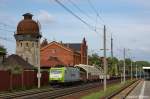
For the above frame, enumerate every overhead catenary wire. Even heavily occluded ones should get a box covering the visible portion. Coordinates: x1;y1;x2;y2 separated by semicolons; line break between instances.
86;1;131;60
86;0;114;47
87;0;122;58
67;0;104;33
0;28;15;32
0;36;14;42
54;0;121;58
87;0;117;41
54;0;103;33
67;0;92;19
87;0;105;24
0;26;15;43
54;0;111;48
87;0;117;37
0;22;15;29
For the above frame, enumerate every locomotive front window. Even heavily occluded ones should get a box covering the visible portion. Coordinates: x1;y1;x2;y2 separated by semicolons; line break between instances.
50;70;62;74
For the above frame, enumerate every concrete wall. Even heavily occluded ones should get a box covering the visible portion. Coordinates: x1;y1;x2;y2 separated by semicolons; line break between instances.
16;41;40;67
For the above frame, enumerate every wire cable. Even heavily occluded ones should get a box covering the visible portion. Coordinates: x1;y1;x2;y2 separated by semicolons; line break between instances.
0;28;15;32
67;0;94;22
0;22;15;29
87;0;105;24
54;0;102;33
0;36;14;42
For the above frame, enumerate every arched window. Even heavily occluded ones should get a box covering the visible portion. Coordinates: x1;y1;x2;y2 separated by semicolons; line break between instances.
26;43;29;47
32;43;34;47
36;43;39;48
20;43;22;47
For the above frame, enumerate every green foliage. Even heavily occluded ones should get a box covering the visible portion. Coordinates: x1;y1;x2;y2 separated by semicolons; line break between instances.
10;65;23;74
88;53;101;66
136;61;150;67
82;80;134;99
88;53;150;76
107;57;119;76
0;46;6;53
125;58;131;66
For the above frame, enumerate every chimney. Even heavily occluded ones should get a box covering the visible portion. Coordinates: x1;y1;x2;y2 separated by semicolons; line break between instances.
82;37;86;46
60;41;63;44
23;13;33;20
67;44;70;48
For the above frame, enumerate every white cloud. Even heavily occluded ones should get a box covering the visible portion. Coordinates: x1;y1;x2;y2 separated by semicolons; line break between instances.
36;10;55;25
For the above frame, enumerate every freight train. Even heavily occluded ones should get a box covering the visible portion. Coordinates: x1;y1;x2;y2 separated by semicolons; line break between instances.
49;64;107;83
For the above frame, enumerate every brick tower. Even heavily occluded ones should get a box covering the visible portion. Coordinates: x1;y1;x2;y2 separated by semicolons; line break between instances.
14;13;42;67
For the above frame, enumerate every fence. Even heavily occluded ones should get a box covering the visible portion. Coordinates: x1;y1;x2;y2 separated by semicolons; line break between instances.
0;70;49;91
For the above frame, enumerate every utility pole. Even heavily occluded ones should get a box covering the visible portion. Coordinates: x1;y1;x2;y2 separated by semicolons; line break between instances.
111;35;113;58
111;35;117;76
131;59;133;80
87;48;88;65
103;25;107;91
140;68;141;79
37;39;41;88
123;48;126;83
136;64;137;79
121;73;123;83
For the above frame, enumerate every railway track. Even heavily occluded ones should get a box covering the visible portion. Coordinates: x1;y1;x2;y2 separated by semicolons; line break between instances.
110;80;140;99
0;79;120;99
0;88;54;99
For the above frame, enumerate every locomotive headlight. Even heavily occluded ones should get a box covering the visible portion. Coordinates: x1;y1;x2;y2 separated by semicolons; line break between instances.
50;74;62;78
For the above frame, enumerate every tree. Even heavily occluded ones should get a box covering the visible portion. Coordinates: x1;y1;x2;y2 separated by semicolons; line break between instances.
107;57;119;76
125;58;132;76
136;61;150;67
88;53;101;66
0;45;6;54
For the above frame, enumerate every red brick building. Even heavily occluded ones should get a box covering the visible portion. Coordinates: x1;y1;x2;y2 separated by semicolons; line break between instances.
40;38;88;68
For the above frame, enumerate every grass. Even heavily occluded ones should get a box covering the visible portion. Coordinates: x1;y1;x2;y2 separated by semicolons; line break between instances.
82;80;134;99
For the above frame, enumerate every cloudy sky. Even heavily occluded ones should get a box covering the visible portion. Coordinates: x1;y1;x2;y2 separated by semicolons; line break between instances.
0;0;150;61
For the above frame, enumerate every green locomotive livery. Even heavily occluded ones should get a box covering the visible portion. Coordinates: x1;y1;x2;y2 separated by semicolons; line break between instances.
49;67;80;83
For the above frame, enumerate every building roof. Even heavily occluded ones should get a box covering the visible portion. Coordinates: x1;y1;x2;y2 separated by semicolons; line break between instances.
2;54;35;70
75;64;103;76
143;67;150;69
41;38;48;48
40;56;64;68
63;43;81;52
41;41;74;53
17;13;40;35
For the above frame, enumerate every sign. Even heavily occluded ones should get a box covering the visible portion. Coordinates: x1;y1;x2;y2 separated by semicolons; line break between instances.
37;73;41;78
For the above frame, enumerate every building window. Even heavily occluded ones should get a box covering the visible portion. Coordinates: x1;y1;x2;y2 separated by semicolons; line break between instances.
32;43;34;47
26;43;29;47
51;49;56;54
20;43;22;47
36;43;38;48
